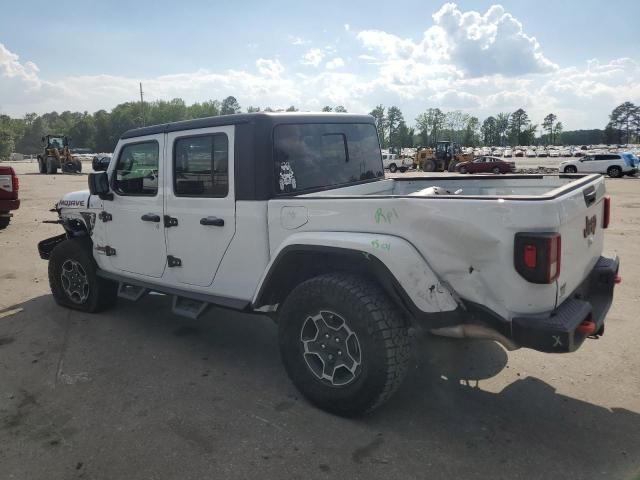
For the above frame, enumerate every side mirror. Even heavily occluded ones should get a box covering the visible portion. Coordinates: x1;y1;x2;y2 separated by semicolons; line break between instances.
88;172;113;200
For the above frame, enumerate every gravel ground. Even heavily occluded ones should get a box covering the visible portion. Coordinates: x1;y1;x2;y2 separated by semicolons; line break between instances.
0;162;639;480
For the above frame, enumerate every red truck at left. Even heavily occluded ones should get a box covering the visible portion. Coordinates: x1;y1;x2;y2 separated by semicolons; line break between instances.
0;166;19;229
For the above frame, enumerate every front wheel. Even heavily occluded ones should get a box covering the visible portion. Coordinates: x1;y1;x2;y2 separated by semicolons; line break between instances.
388;163;397;173
46;157;58;174
49;237;118;312
607;166;622;178
278;273;411;416
492;166;501;174
564;165;577;173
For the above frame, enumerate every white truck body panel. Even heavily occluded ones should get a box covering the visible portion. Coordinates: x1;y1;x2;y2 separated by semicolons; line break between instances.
54;122;609;325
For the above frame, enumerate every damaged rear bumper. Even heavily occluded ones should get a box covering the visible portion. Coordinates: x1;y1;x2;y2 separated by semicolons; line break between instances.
510;255;619;352
429;256;620;353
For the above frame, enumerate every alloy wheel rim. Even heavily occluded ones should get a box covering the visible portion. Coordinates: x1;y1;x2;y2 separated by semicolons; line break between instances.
60;259;90;304
300;310;362;387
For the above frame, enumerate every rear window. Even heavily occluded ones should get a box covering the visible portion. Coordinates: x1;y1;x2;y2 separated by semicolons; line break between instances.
622;153;639;167
273;123;383;194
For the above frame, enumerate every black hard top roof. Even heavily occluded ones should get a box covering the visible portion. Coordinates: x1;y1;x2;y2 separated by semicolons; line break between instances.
121;112;375;139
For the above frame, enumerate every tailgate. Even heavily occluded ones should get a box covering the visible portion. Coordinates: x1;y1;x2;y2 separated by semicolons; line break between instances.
555;178;606;306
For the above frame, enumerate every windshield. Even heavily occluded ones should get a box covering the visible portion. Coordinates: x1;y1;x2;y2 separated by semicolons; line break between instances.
273;123;383;194
48;136;65;148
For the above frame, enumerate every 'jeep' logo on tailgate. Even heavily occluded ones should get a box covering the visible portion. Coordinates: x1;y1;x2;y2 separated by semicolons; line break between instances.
583;215;597;238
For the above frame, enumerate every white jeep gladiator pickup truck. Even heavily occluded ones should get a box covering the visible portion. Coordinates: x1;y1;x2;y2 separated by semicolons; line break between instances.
38;113;620;416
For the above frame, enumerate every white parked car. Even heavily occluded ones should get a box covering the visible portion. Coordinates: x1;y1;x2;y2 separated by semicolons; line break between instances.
503;148;513;157
382;153;412;173
560;153;639;177
526;149;536;157
38;112;620;416
548;150;560;158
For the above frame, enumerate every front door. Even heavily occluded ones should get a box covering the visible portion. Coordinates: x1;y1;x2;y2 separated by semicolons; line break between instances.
164;126;236;287
106;135;167;278
578;155;595;173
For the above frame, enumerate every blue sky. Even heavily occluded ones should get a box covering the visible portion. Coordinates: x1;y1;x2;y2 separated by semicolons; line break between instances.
1;0;639;129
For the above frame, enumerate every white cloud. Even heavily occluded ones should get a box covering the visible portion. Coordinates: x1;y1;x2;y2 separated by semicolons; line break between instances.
300;48;325;67
1;3;638;131
288;35;310;46
430;3;557;77
325;57;345;70
344;23;350;31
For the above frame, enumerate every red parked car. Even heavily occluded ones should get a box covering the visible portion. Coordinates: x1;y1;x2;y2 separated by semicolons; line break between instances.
0;166;20;229
456;156;515;174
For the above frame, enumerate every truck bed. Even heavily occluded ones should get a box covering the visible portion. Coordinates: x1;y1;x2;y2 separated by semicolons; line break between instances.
303;174;597;198
271;174;607;322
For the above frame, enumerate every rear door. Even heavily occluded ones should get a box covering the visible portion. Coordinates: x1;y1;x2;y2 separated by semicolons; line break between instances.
592;154;610;173
164;126;236;287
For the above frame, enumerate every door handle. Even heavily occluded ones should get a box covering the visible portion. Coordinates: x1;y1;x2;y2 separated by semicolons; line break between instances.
141;213;161;222
200;216;224;227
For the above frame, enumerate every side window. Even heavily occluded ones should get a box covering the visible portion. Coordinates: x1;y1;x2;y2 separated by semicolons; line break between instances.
174;134;228;197
113;141;159;196
583;156;593;162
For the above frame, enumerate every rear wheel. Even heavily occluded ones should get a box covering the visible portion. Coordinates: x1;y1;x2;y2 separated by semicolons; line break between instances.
564;165;577;174
49;237;118;312
0;215;10;229
398;167;407;173
422;159;436;172
607;166;622;178
278;273;411;416
388;163;397;173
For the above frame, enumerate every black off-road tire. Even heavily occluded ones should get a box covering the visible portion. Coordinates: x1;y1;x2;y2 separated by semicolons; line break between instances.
422;159;436;172
564;165;577;173
278;273;411;416
0;215;10;229
388;163;397;173
399;167;407;173
459;166;468;174
48;237;118;312
38;157;46;173
46;156;58;174
607;166;622;178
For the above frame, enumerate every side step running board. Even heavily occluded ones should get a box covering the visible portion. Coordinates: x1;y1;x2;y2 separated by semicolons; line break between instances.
118;283;148;301
172;296;209;320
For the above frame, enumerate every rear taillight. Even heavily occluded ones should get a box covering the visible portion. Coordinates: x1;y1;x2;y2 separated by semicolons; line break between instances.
11;169;19;200
514;233;562;284
603;195;610;229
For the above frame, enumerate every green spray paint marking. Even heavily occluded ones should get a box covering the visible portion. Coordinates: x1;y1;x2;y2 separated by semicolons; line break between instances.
371;239;391;252
374;208;399;224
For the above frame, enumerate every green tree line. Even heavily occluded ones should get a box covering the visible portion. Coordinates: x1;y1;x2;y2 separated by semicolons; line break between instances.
1;98;637;159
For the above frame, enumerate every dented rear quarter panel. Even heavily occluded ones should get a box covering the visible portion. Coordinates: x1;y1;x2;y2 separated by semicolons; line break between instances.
267;175;606;321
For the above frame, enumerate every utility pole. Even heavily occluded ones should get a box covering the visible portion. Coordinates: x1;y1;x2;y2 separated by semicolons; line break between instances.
140;82;145;127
